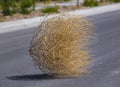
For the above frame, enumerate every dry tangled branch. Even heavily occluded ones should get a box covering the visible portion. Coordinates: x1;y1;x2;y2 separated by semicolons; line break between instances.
29;14;95;78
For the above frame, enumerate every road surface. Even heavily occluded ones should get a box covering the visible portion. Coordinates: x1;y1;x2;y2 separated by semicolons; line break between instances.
0;10;120;87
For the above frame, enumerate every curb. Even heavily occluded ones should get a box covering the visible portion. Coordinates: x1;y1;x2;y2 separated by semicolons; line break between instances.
0;3;120;33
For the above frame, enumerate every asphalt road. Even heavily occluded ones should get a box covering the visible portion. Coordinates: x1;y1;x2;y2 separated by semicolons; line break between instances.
0;10;120;87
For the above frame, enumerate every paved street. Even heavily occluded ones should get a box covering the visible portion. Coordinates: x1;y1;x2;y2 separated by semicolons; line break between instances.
0;10;120;87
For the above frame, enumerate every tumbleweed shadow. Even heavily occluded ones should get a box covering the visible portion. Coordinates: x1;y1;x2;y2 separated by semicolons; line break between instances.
7;74;56;81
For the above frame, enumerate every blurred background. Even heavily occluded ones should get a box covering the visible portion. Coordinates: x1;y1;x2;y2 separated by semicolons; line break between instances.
0;0;119;22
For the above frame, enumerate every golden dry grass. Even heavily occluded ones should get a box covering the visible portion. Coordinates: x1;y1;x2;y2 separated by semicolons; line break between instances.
29;14;94;78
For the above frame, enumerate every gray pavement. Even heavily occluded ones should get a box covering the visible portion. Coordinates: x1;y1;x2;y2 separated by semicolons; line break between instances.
0;10;120;87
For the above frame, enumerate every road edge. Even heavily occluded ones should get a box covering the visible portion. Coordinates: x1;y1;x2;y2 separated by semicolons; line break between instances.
0;3;120;33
